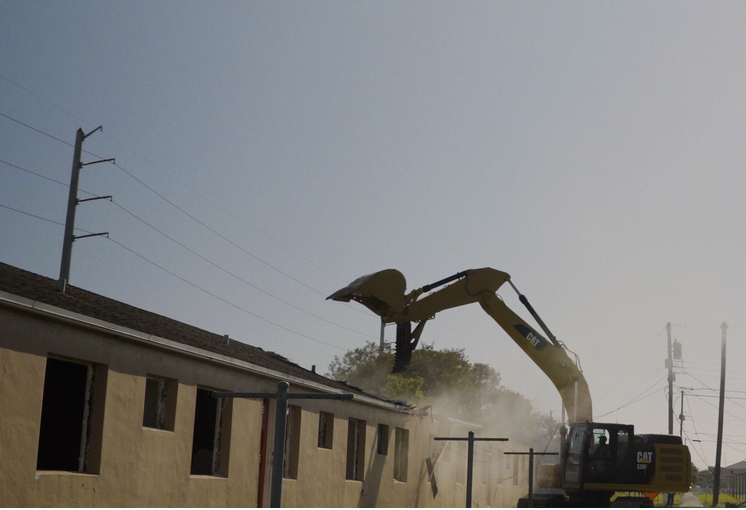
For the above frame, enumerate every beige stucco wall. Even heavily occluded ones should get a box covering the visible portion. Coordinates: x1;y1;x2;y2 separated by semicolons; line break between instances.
0;299;530;507
277;402;438;508
0;303;267;507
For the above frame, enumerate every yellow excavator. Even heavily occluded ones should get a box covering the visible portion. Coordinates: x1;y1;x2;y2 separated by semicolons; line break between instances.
329;268;691;507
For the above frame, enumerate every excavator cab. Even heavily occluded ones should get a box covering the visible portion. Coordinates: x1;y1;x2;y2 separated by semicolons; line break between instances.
561;423;634;488
552;422;690;503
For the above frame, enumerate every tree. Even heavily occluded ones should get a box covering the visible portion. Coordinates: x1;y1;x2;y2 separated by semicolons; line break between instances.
328;341;558;446
690;463;713;489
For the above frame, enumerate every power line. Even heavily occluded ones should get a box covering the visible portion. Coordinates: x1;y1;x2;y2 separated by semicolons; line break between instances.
1;109;368;319
684;396;711;467
594;372;667;419
0;111;73;147
1;107;345;303
1;109;378;361
105;236;347;351
1;152;374;340
0;203;95;235
0;201;350;352
0;74;87;124
97;127;345;284
2;74;343;285
596;326;666;403
0;158;68;187
688;394;746;425
111;162;327;297
0;203;65;227
107;199;376;340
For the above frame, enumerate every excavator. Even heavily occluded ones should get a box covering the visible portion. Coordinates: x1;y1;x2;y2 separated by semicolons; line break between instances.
328;268;691;507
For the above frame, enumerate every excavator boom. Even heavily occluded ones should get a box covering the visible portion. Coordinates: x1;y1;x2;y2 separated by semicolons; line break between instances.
330;267;693;504
328;267;592;423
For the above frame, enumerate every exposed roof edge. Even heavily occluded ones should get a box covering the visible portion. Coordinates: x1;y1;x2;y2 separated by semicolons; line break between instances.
0;289;409;413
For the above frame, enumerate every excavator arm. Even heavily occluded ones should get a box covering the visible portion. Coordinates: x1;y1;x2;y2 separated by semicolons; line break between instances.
328;268;592;423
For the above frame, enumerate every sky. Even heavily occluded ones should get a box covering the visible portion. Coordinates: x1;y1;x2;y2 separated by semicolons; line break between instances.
2;1;746;471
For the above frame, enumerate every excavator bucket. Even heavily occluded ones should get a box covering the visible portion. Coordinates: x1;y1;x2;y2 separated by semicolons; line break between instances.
327;269;407;320
328;268;513;373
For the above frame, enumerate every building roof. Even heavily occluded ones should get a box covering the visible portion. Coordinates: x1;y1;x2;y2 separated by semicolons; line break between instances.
0;262;379;400
725;460;746;471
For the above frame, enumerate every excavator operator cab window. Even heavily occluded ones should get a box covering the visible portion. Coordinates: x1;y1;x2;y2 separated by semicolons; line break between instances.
616;429;630;471
585;425;634;484
564;426;586;483
590;429;611;455
588;428;612;482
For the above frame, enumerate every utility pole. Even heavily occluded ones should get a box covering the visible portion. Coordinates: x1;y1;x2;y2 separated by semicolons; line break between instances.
679;389;685;438
57;126;114;292
666;322;674;434
664;322;676;508
713;322;728;507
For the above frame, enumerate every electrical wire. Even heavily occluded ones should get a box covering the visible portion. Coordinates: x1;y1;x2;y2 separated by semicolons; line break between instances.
688;394;746;425
105;236;347;351
0;111;73;147
0;203;95;236
594;371;667;419
0;158;68;187
0;109;336;300
97;127;346;283
0;74;88;125
1;155;376;341
0;202;347;351
3;72;346;287
111;162;328;297
107;199;376;340
631;386;670;432
0;203;66;227
596;325;667;404
685;396;711;468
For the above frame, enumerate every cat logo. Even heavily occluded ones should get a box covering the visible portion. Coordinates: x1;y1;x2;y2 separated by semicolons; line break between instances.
636;451;653;464
513;325;548;350
526;331;542;348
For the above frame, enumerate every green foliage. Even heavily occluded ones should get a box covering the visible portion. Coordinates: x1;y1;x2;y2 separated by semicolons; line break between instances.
384;374;425;403
327;341;559;446
689;462;717;490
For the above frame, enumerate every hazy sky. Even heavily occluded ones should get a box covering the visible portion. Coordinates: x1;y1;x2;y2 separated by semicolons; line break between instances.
2;1;746;469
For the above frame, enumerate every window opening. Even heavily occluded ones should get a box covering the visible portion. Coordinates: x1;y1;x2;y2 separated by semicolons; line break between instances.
190;387;230;476
36;357;105;473
143;377;176;430
318;411;334;449
394;427;409;482
377;424;389;455
283;405;301;479
346;418;366;480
